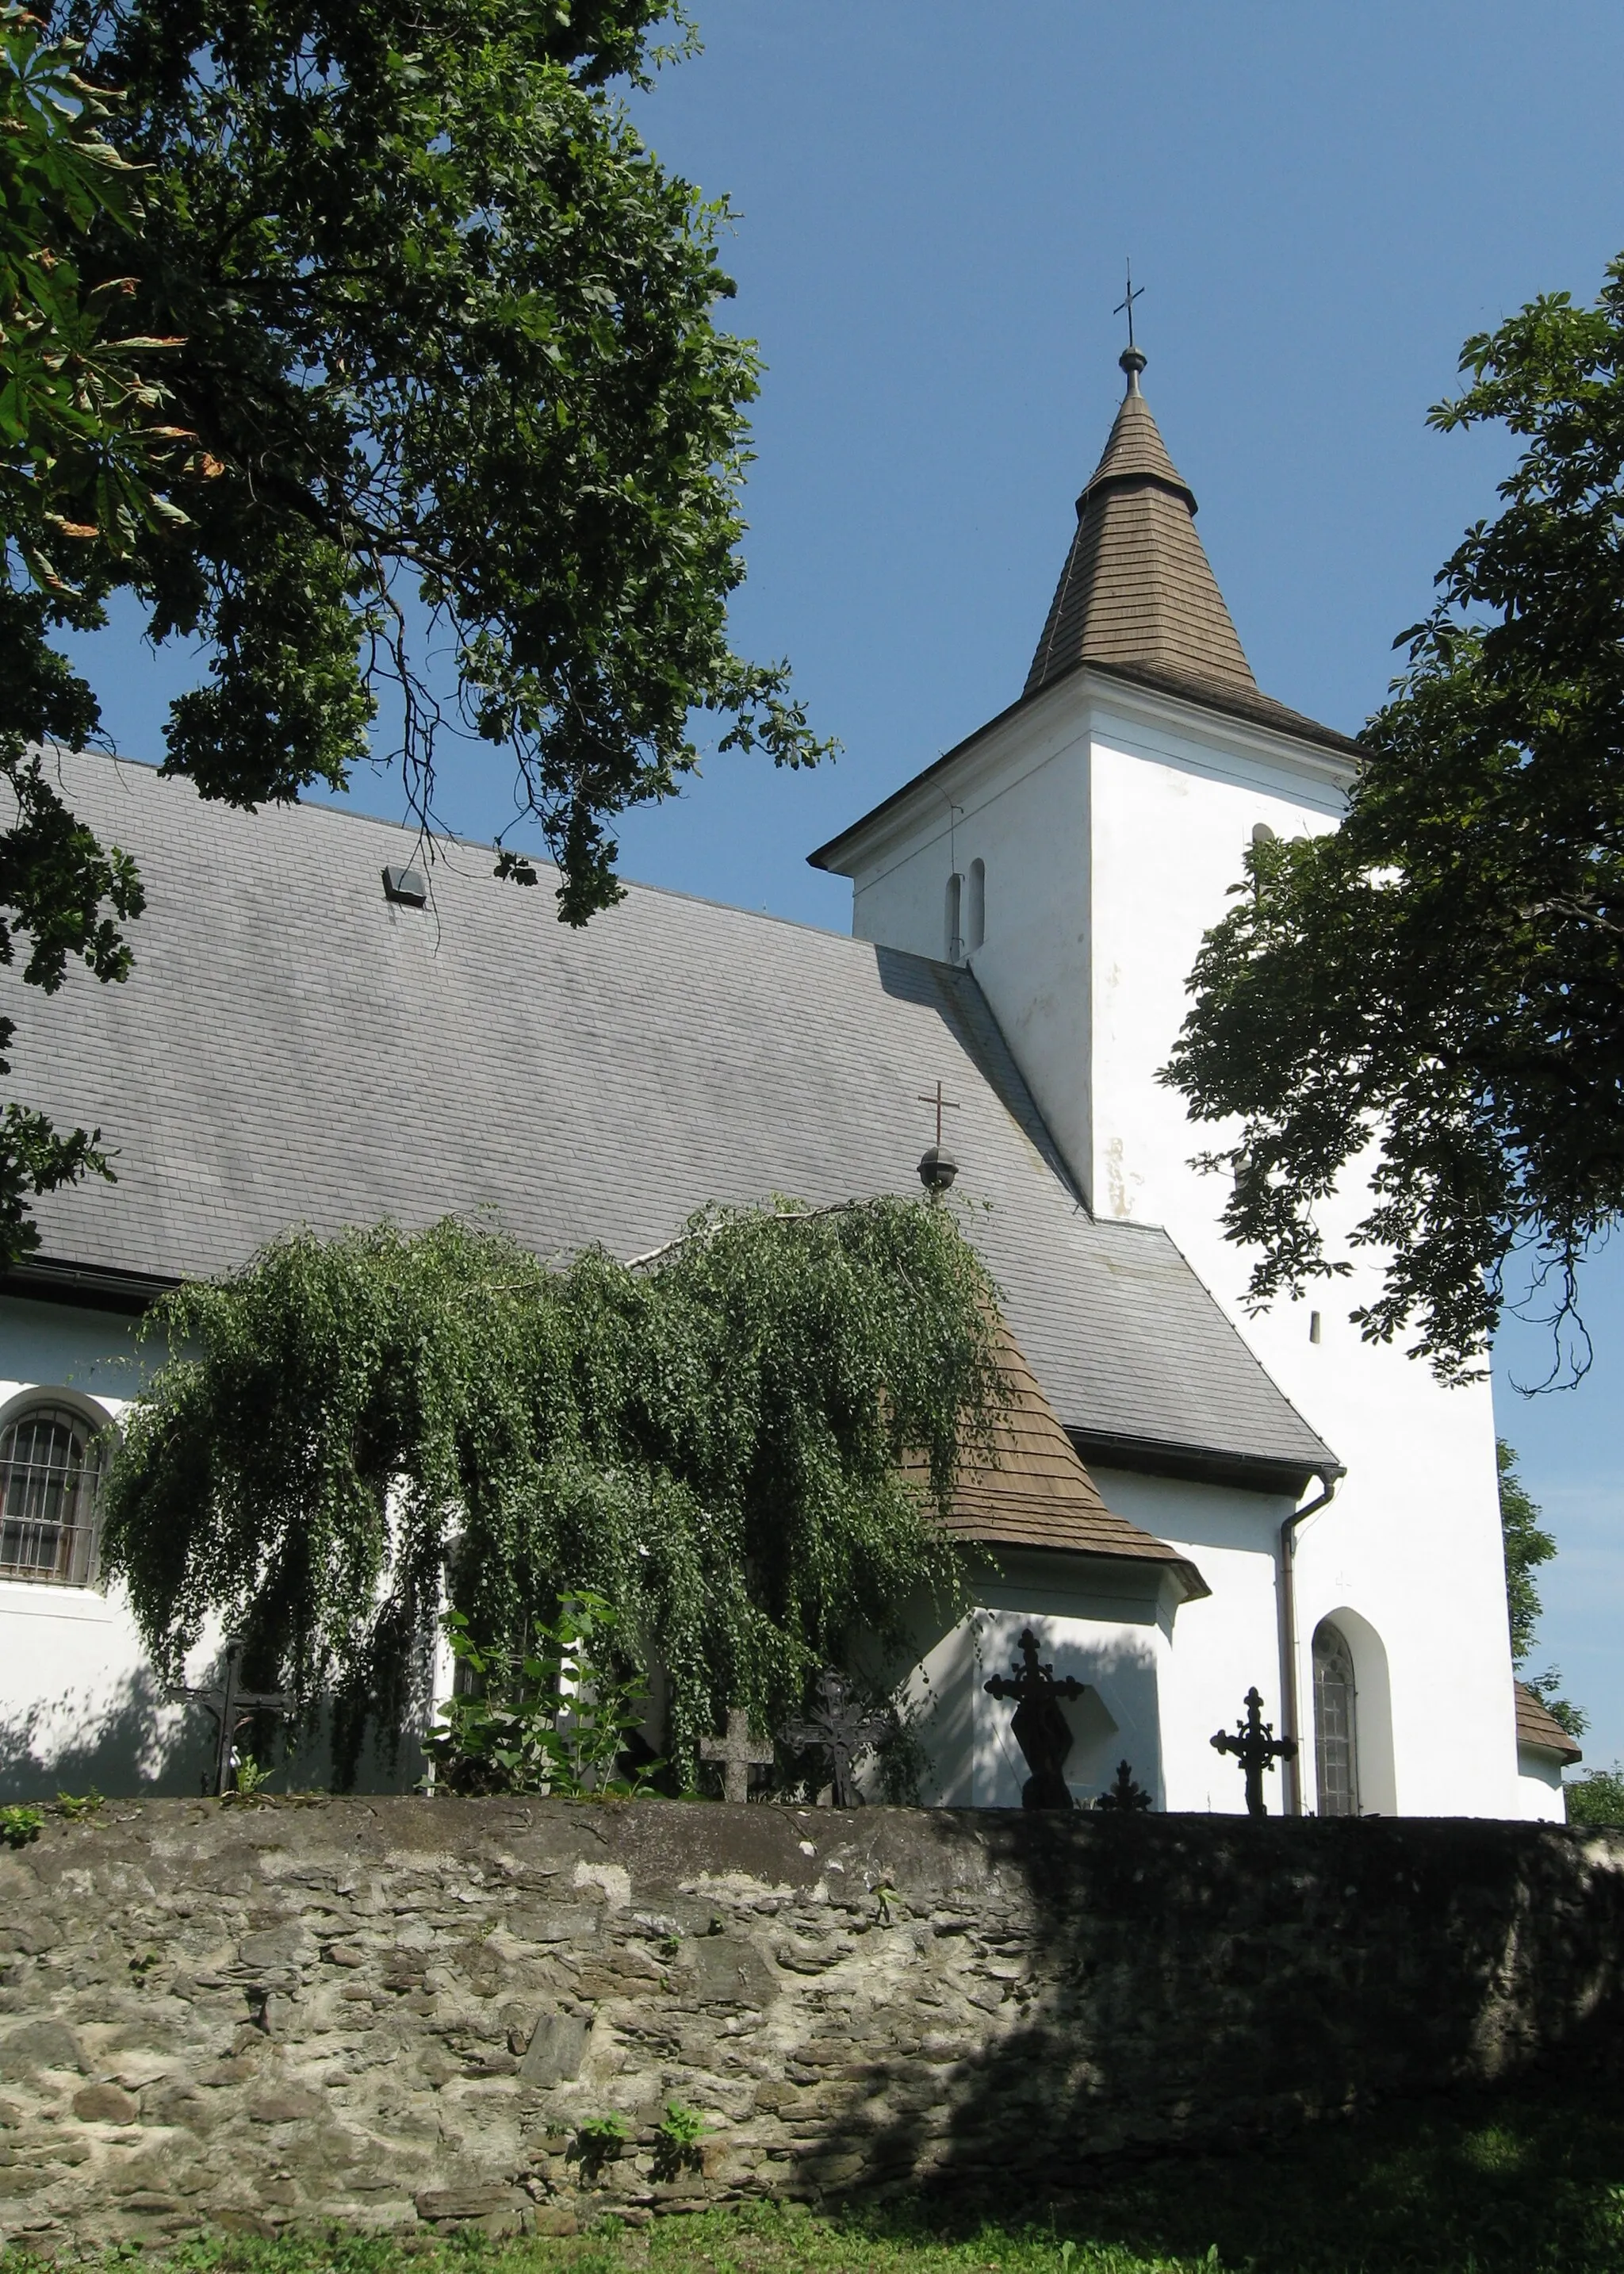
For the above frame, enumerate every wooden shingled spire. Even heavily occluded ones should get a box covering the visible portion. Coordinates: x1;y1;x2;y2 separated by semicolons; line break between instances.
1025;346;1258;702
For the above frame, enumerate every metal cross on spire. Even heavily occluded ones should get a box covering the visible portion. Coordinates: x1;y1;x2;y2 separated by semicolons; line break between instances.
916;1079;962;1196
1114;259;1144;352
917;1080;961;1150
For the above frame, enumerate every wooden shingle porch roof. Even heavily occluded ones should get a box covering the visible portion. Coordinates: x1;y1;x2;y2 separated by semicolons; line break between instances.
1515;1679;1583;1766
918;1321;1210;1603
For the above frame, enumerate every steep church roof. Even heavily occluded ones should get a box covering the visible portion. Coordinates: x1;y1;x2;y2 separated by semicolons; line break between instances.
8;750;1336;1496
1025;346;1258;701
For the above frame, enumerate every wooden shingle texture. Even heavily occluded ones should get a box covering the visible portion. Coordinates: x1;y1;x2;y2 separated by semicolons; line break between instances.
1514;1679;1582;1766
921;1321;1208;1599
1027;366;1256;700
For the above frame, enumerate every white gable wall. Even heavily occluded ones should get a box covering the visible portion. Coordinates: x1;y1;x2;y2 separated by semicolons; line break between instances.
836;669;1521;1818
847;682;1097;1189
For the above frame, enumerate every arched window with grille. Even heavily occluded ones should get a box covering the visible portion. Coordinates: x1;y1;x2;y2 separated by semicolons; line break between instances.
0;1402;105;1587
1312;1617;1360;1816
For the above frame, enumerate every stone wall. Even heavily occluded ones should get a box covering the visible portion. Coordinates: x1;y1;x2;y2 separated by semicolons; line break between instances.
2;1797;1623;2250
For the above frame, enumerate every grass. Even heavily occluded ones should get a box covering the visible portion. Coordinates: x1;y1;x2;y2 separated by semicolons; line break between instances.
6;2064;1624;2274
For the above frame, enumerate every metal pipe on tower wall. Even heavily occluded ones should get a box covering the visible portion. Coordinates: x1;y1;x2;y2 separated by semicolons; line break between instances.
1278;1471;1342;1816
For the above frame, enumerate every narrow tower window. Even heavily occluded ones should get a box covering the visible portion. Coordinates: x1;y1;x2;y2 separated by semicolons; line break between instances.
944;872;963;962
1312;1619;1359;1816
967;859;986;953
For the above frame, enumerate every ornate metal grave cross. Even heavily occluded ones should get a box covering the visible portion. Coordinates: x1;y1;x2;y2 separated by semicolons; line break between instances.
700;1707;774;1804
1095;1758;1151;1812
1210;1686;1297;1818
167;1639;293;1797
779;1669;894;1808
984;1628;1087;1811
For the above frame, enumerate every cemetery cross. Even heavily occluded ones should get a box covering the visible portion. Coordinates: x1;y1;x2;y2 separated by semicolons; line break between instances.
167;1639;293;1796
1210;1686;1298;1818
779;1667;896;1808
984;1627;1087;1810
700;1708;774;1804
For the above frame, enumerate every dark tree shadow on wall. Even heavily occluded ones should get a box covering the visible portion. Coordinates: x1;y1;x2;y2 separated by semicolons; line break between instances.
792;1809;1624;2271
0;1665;428;1802
0;1663;191;1801
828;2063;1624;2274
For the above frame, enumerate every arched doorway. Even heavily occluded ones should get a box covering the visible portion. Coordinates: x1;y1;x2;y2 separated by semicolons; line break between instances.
1312;1618;1360;1816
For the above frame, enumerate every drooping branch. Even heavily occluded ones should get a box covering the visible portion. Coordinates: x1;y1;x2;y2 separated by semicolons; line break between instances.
99;1197;1005;1786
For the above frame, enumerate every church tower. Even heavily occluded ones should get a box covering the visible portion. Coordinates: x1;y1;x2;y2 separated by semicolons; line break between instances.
810;343;1526;1821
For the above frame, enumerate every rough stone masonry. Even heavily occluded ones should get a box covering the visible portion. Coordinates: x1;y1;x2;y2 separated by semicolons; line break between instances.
2;1797;1623;2250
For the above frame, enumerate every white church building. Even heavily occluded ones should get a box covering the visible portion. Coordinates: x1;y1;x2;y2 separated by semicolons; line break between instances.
0;344;1577;1820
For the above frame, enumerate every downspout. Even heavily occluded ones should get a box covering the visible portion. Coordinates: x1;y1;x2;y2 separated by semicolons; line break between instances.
1279;1469;1342;1816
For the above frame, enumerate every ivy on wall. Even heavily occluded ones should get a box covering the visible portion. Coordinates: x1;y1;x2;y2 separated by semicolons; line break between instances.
101;1198;1004;1783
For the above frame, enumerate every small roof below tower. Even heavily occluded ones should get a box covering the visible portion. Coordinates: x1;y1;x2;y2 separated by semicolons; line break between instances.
1025;346;1258;702
916;1317;1209;1601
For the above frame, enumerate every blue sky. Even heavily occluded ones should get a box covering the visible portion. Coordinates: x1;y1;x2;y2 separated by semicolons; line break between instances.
59;4;1624;1762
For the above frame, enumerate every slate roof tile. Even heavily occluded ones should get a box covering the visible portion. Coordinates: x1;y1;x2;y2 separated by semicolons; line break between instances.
6;750;1335;1485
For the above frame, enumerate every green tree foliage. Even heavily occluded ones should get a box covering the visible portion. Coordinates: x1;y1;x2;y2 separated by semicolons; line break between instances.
1164;255;1624;1383
1498;1438;1556;1666
0;0;828;1268
99;1199;1002;1785
0;8;170;1256
1496;1436;1584;1738
424;1596;664;1797
1565;1766;1624;1826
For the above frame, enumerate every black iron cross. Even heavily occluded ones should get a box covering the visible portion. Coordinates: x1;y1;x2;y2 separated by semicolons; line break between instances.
1210;1686;1297;1819
1114;260;1144;352
700;1707;775;1804
779;1669;894;1808
917;1081;961;1150
1095;1758;1151;1812
167;1639;293;1797
985;1628;1087;1811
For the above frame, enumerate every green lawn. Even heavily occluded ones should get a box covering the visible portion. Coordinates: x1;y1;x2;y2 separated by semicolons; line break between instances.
8;2066;1624;2274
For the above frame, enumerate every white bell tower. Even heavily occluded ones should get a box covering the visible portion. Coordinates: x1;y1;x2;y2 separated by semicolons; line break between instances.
810;343;1527;1821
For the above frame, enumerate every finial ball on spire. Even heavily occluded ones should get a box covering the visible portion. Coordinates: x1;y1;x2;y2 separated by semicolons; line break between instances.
1119;344;1147;394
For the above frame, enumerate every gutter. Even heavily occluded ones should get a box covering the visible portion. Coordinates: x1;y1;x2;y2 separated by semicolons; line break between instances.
0;1256;179;1315
1278;1468;1343;1816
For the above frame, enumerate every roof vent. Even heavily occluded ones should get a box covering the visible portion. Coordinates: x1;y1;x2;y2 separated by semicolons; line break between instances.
382;865;427;907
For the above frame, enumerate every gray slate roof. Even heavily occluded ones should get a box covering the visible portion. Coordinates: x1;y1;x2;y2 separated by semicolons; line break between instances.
7;749;1335;1489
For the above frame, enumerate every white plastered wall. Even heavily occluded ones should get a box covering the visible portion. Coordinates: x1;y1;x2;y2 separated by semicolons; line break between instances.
836;670;1521;1817
0;1297;192;1801
894;1549;1172;1808
1084;695;1515;1817
0;1296;435;1800
848;685;1096;1186
1092;1469;1293;1814
1512;1750;1568;1823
